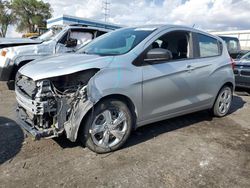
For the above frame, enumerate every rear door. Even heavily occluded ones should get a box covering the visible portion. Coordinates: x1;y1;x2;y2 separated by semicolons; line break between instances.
190;33;224;107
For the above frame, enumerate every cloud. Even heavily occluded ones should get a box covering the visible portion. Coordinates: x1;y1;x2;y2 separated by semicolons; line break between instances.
170;0;250;30
45;0;250;30
7;0;250;37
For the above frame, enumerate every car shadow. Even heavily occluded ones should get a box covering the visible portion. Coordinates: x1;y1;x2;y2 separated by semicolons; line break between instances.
52;94;246;150
52;110;213;150
123;95;246;150
229;95;246;114
53;134;80;149
123;110;212;149
0;117;24;164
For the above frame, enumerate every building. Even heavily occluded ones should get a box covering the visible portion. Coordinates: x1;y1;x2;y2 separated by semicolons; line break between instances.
211;30;250;50
47;14;122;30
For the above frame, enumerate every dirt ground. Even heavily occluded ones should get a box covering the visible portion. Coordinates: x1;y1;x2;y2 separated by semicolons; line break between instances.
0;82;249;188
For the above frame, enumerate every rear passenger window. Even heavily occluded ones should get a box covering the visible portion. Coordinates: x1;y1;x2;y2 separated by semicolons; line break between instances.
198;34;220;57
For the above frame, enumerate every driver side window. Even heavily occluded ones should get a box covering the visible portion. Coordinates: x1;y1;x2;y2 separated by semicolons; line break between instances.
147;31;192;61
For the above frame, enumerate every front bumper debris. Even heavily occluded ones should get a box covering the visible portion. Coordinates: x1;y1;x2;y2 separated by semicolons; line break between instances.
17;106;63;139
15;76;92;141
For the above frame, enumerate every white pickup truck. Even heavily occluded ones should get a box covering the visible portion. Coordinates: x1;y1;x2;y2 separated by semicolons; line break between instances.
0;25;114;89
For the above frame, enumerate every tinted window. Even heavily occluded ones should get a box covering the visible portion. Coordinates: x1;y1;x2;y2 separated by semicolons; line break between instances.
198;34;220;57
77;28;154;56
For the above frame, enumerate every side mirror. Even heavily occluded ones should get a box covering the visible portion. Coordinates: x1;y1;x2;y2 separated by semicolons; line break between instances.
145;48;173;62
65;38;77;48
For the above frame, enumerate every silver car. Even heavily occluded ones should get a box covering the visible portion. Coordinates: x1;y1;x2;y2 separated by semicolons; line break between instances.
16;25;235;153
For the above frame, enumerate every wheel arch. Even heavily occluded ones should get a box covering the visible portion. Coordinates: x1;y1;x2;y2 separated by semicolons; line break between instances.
222;81;234;90
10;59;34;80
77;93;138;142
95;94;138;126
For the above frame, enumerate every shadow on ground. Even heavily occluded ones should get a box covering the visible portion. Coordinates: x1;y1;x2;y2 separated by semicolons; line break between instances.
53;94;246;150
53;134;80;149
123;110;212;149
0;117;24;164
53;110;214;150
229;95;246;114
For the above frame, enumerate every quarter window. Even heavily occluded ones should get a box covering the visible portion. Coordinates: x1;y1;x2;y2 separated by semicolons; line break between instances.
198;34;220;57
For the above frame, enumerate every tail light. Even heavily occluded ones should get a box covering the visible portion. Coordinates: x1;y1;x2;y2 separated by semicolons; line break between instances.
230;58;235;69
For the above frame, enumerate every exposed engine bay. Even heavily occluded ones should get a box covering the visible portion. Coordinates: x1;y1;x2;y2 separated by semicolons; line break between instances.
15;69;99;141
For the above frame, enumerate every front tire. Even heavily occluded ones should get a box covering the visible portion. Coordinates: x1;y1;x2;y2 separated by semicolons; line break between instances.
212;86;233;117
80;99;133;153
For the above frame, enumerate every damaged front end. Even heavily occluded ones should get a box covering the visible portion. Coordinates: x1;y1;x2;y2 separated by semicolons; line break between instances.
15;70;98;142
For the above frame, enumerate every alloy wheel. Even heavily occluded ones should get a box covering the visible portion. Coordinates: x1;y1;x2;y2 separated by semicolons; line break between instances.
90;109;128;148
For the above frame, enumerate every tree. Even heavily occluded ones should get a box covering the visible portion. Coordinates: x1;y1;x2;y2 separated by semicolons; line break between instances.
12;0;52;33
0;0;15;37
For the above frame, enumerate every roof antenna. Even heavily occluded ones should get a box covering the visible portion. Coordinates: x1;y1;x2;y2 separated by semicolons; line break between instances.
192;24;196;28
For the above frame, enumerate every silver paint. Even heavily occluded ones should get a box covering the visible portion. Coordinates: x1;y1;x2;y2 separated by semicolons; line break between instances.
17;25;235;141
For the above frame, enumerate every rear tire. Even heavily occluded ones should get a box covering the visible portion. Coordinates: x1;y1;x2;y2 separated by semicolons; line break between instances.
79;99;133;153
212;86;233;117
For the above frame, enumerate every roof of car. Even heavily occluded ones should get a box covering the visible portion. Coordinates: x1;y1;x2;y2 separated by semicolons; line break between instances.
130;24;224;42
133;24;202;31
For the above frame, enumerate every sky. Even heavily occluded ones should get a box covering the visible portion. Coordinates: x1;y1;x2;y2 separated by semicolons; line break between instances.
6;0;250;37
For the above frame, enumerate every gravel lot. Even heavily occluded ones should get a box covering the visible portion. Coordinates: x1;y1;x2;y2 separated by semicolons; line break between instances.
0;82;249;188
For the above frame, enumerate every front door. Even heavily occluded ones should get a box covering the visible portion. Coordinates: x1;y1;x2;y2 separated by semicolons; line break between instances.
141;31;198;121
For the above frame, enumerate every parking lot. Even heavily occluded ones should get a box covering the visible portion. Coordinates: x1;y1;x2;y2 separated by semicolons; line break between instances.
0;82;249;188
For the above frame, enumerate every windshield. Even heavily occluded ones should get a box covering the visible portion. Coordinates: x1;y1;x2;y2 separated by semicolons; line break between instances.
38;27;62;41
220;36;240;53
77;27;155;56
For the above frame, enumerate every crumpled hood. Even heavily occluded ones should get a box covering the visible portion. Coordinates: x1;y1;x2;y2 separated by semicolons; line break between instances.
19;53;114;81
